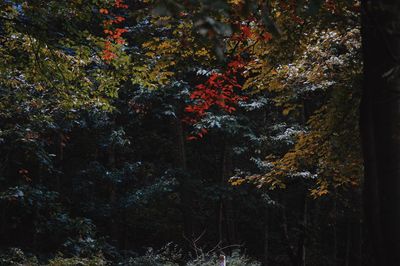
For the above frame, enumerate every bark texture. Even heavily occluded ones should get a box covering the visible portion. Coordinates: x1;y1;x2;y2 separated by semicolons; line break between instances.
361;1;400;264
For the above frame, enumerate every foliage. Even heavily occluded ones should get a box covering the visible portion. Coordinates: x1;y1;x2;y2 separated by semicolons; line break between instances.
48;254;107;266
0;0;364;265
0;248;39;266
187;250;261;266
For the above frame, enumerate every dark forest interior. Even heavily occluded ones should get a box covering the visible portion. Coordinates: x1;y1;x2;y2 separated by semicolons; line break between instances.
0;0;399;265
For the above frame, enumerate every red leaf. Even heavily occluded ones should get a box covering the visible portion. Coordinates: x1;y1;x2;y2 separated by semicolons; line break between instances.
186;136;198;141
241;26;252;38
262;32;272;41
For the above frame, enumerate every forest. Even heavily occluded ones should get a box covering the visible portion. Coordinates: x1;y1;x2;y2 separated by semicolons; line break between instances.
0;0;399;265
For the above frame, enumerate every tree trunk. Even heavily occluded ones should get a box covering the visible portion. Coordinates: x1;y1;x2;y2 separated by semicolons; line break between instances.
296;195;307;266
361;1;400;264
108;129;120;247
331;193;337;266
218;200;224;244
170;117;193;239
221;141;236;246
54;131;64;191
263;206;269;266
280;206;297;266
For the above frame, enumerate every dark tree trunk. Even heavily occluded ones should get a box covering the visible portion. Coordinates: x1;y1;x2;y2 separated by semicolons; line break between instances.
170;117;193;239
220;141;236;246
344;220;351;266
331;192;337;266
280;205;298;266
349;189;363;266
296;195;307;266
218;200;223;244
54;131;64;191
361;1;400;265
108;129;120;247
263;204;270;266
218;140;236;245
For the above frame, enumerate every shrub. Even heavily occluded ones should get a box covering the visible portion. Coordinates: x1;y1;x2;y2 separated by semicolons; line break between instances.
47;253;107;266
0;248;39;266
187;250;261;266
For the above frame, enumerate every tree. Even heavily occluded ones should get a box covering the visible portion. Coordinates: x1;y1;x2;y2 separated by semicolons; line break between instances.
361;1;400;265
0;0;372;265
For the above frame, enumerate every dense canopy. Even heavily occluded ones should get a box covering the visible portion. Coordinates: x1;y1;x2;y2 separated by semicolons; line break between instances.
0;0;397;265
